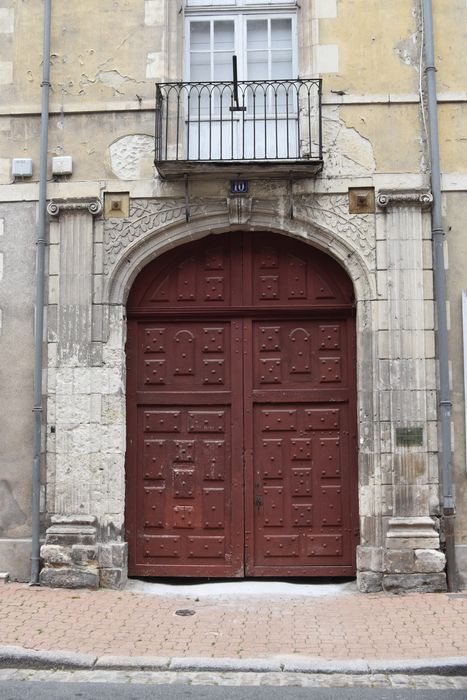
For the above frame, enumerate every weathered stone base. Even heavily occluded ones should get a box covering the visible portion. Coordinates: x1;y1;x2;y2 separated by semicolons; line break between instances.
356;518;447;593
40;515;127;590
382;573;447;593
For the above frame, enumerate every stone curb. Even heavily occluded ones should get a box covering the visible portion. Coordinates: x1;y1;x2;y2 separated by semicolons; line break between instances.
0;646;466;676
0;646;96;669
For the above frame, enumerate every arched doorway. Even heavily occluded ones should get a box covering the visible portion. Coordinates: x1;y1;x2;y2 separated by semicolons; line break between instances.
125;231;358;578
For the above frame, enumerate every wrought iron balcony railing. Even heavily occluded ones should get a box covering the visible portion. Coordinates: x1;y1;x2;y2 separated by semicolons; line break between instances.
154;78;322;179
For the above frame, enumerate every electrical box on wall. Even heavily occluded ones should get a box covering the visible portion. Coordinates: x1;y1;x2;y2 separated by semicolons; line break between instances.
11;158;33;177
52;156;73;175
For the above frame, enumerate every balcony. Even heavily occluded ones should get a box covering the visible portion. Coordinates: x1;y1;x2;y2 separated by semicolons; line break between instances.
154;78;322;180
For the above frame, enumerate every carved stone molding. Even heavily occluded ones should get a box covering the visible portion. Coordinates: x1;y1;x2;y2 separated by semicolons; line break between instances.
293;193;375;269
47;199;103;217
228;196;252;225
103;193;376;284
103;198;227;274
376;191;433;209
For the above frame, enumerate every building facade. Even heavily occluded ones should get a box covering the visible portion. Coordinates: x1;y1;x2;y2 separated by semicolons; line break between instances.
0;0;466;592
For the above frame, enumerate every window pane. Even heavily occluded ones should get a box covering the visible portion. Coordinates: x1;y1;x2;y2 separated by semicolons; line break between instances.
271;50;293;79
187;0;236;5
247;50;268;80
247;20;268;51
271;19;292;50
213;21;235;51
244;0;294;4
214;51;233;81
190;22;210;50
190;52;211;81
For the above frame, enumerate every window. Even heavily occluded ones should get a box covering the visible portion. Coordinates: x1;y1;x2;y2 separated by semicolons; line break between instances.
184;0;299;159
186;6;297;83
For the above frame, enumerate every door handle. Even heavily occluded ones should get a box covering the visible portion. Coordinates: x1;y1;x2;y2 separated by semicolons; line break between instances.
255;494;263;507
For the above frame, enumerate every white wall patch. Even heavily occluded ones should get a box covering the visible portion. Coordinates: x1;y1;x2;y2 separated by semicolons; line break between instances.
0;9;14;33
316;0;337;19
0;62;13;85
0;219;4;236
315;45;339;74
0;253;3;282
146;52;163;79
144;0;162;26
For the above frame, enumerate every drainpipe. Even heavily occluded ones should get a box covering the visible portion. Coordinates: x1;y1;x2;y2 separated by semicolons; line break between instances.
422;0;457;591
30;0;52;586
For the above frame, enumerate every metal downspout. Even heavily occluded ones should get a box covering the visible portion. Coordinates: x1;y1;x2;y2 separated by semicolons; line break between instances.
30;0;52;586
422;0;457;591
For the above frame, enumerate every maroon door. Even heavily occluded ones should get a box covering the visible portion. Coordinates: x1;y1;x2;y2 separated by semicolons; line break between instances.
126;232;358;577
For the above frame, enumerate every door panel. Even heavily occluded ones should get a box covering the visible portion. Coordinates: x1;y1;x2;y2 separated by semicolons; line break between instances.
245;316;356;575
126;232;358;578
127;318;244;577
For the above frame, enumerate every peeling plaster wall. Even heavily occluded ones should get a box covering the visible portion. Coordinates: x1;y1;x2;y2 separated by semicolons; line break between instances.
445;191;467;586
0;202;36;581
318;0;421;95
339;104;424;174
432;0;467;93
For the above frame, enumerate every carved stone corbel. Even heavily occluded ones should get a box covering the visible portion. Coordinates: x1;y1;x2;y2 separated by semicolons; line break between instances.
376;191;433;209
47;199;103;217
227;196;252;225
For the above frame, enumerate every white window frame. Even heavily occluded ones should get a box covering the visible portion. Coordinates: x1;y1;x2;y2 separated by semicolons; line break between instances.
185;1;297;9
184;11;298;83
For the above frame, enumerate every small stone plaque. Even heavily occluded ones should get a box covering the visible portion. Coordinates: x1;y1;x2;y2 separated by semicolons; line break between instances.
395;426;423;447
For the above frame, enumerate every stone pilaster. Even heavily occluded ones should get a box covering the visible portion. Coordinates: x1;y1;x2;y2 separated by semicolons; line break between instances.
356;190;446;593
42;199;126;589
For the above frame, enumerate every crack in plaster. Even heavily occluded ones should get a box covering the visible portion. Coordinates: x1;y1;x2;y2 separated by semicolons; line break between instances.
80;69;145;97
322;107;376;176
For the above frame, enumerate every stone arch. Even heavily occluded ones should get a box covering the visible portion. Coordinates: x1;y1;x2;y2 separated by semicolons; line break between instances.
105;201;376;307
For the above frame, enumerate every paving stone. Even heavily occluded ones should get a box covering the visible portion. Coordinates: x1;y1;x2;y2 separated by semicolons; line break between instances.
1;581;467;677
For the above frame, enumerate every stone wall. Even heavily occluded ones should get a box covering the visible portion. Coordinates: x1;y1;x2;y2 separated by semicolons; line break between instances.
37;186;446;592
0;202;36;581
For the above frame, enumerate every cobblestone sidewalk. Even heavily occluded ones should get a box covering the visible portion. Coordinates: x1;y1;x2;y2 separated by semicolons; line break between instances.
0;583;466;664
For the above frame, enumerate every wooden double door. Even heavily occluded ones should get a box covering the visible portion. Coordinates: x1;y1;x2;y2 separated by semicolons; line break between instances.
126;232;358;578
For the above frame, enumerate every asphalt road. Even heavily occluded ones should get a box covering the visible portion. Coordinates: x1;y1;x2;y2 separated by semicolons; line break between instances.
0;684;466;699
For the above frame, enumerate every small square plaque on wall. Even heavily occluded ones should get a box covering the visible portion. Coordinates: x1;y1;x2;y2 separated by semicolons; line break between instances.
395;426;424;447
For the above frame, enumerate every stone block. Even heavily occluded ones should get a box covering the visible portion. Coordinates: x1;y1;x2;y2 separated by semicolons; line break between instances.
356;545;383;573
111;542;128;568
39;567;99;589
357;571;383;593
382;573;447;593
100;567;127;589
51;514;97;526
71;545;98;566
383;549;415;574
45;526;97;547
386;516;440;550
414;549;446;573
40;544;72;566
98;545;113;568
387;537;440;549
